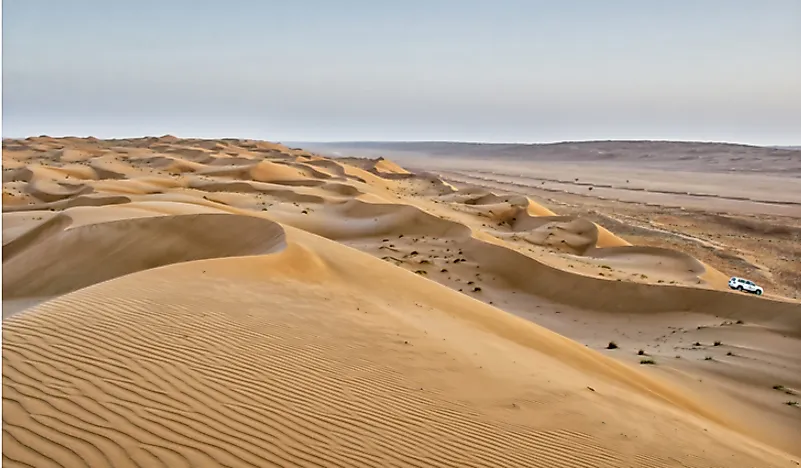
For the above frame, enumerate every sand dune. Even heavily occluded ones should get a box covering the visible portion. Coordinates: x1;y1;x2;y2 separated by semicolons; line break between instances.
3;225;796;467
3;136;801;467
130;155;208;173
2;194;133;213
278;198;473;240
372;156;411;175
3;212;285;299
26;179;94;203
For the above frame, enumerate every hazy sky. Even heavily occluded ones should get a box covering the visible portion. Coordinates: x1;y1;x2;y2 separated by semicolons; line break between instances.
3;0;801;144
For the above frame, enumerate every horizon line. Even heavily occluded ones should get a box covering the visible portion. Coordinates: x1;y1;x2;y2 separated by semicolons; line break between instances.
286;139;801;149
3;134;799;149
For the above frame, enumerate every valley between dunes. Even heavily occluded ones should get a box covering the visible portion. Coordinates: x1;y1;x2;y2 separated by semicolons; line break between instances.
3;136;801;467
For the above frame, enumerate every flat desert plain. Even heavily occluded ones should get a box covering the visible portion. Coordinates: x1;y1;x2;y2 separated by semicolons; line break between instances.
3;136;801;467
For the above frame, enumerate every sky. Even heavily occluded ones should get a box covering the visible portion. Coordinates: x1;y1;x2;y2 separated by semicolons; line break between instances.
3;0;801;145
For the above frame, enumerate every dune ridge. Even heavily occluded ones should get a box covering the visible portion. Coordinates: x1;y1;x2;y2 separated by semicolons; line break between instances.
3;136;801;467
3;213;286;299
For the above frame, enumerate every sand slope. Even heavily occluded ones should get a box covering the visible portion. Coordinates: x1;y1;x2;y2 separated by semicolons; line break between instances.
3;225;796;467
3;136;801;467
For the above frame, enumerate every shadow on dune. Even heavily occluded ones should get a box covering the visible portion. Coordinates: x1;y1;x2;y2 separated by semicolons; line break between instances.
196;161;331;187
26;181;94;203
2;194;133;213
281;198;473;240
189;180;328;204
3;213;287;300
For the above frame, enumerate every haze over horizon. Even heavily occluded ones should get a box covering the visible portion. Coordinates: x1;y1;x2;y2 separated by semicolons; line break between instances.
3;0;801;146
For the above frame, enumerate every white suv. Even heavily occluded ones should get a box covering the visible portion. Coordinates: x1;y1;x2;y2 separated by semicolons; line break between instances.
728;277;763;295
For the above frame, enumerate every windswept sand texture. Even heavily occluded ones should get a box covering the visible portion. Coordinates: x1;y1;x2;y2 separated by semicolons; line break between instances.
3;136;801;467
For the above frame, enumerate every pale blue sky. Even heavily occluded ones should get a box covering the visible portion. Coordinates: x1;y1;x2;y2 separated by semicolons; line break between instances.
3;0;800;144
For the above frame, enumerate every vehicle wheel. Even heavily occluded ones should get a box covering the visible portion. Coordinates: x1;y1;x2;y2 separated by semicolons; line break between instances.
737;286;743;291
756;290;762;295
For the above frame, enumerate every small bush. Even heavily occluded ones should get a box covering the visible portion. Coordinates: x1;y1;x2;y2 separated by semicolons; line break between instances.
640;359;656;365
713;340;722;346
414;270;427;275
693;341;701;346
726;351;734;356
704;356;714;361
472;287;482;292
774;385;797;395
606;341;619;350
637;349;645;356
736;319;745;324
785;401;799;407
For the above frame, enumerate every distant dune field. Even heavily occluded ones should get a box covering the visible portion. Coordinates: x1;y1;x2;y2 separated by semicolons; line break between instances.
3;136;801;467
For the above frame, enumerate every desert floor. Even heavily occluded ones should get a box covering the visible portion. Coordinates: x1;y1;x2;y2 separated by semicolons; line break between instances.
3;136;800;467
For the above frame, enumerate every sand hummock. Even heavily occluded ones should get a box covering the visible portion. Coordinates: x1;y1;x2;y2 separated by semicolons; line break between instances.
3;136;800;467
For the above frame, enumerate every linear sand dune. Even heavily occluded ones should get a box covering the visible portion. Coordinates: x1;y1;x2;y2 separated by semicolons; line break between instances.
3;213;285;298
268;197;800;333
2;224;795;468
427;189;744;289
460;236;801;330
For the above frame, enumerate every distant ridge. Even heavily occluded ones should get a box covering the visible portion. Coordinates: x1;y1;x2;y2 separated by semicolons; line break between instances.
293;140;801;174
